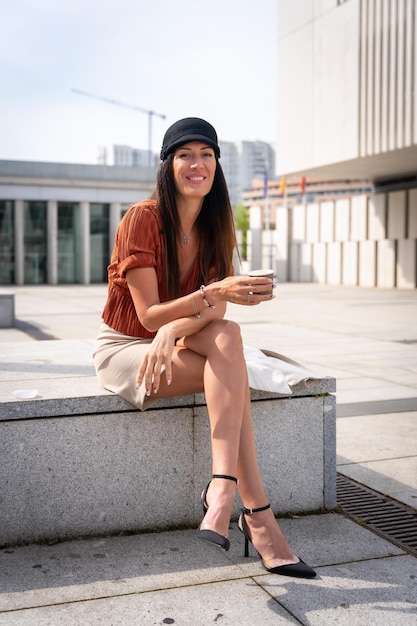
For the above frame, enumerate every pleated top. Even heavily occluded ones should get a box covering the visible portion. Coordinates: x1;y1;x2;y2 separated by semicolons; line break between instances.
102;200;212;338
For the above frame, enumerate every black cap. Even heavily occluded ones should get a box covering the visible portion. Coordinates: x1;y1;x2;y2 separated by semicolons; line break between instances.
160;117;220;160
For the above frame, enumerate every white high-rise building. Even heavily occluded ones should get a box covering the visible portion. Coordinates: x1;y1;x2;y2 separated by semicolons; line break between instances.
113;145;159;168
112;140;276;208
219;140;275;207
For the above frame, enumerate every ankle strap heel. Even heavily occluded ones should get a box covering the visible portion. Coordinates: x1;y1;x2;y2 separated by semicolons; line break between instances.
212;474;238;484
238;503;317;578
197;474;238;552
241;503;270;515
201;475;238;516
240;503;271;557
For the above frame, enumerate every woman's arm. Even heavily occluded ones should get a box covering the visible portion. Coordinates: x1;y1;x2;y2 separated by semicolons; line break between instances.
126;266;274;395
125;266;226;336
126;266;274;334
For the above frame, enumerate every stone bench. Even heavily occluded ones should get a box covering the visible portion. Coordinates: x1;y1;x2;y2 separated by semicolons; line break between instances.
0;292;15;328
0;339;336;547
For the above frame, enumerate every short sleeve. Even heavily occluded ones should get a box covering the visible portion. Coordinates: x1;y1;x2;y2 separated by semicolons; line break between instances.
114;203;162;278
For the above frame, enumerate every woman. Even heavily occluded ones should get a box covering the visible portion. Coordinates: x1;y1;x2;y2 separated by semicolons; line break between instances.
93;117;316;579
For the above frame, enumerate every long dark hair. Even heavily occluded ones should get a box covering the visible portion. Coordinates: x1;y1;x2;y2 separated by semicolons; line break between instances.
152;155;237;300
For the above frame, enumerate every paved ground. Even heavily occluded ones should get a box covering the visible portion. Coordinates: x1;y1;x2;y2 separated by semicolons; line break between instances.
0;283;416;624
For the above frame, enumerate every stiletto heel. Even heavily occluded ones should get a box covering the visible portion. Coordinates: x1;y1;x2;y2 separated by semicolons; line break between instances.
197;475;238;551
238;504;317;579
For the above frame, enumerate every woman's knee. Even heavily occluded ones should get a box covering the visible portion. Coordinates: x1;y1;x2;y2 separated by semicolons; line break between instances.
208;319;243;351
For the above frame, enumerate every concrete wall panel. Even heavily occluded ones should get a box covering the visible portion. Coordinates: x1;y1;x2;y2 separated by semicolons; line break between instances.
320;200;334;242
312;242;327;283
292;204;306;242
368;193;387;240
388;191;407;239
306;203;320;243
397;239;416;288
342;241;359;285
327;242;342;285
300;243;313;282
358;240;377;287
351;195;368;241
377;239;396;287
335;198;350;242
408;189;417;237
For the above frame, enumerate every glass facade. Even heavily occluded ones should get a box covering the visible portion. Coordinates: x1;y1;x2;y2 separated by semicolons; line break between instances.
0;198;135;285
0;200;14;284
58;202;81;284
90;203;110;283
24;201;47;284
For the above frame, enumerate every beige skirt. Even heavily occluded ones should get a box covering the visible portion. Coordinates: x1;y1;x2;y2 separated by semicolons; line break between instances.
93;322;161;411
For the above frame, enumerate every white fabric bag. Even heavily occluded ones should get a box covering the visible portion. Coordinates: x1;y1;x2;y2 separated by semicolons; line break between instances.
243;345;326;395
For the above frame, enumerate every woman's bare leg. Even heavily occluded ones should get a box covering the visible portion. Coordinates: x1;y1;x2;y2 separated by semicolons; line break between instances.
235;389;299;566
154;318;299;562
155;319;247;538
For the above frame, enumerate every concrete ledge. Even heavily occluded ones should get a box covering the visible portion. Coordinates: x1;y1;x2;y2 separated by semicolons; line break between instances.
0;292;15;328
0;339;336;546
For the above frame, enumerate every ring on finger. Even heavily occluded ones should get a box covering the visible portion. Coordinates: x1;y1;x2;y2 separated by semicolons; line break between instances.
247;290;254;302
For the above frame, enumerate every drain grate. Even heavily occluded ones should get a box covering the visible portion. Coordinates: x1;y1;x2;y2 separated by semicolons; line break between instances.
337;473;417;556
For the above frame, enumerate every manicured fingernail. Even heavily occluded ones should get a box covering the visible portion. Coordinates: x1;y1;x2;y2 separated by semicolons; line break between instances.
153;387;158;394
167;379;172;386
146;389;151;396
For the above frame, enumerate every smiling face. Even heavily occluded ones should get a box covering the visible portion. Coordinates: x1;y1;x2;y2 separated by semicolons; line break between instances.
172;141;217;204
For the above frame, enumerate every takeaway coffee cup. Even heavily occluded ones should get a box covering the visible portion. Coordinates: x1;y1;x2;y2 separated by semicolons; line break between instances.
248;268;274;295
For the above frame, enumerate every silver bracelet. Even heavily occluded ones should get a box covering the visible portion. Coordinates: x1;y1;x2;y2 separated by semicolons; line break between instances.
200;284;215;308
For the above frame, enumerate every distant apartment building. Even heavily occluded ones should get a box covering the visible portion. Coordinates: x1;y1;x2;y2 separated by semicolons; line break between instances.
111;140;276;208
113;145;159;168
220;140;275;207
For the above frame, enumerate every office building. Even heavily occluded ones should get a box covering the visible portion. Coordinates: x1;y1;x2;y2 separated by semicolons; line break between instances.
0;161;156;285
261;0;417;288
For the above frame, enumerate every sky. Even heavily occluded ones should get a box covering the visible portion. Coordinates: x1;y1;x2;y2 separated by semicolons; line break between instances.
0;0;277;165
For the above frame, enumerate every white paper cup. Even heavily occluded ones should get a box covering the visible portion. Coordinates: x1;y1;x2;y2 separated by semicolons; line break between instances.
248;269;274;295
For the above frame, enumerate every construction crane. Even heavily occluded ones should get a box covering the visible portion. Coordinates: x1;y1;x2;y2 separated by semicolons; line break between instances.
72;88;166;166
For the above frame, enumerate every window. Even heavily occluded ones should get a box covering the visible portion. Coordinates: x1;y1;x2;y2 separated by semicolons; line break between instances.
0;201;14;284
58;202;80;283
24;201;47;284
90;203;109;283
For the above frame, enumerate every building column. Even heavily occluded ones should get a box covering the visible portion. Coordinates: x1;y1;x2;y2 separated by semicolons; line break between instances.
47;200;58;285
14;199;24;285
249;206;262;271
79;201;90;284
109;202;122;255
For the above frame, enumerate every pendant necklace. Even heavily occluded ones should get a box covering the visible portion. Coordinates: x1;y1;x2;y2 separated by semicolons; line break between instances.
181;231;191;244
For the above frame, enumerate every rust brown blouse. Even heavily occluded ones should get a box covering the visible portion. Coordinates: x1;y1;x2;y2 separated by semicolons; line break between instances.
102;200;216;338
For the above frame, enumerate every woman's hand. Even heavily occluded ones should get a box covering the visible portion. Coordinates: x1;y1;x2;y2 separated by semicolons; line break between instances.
205;275;275;307
136;325;176;396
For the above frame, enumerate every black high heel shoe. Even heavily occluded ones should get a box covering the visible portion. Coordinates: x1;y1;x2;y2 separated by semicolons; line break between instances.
238;504;317;579
196;474;238;552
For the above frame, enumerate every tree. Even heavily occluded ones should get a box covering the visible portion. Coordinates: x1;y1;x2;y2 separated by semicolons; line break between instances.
235;204;250;260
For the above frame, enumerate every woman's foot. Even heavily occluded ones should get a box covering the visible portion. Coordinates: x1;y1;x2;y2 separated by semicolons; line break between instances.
199;476;237;540
239;505;300;568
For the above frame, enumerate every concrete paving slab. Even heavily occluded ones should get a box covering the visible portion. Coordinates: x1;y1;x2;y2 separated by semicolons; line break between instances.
0;515;404;612
337;412;417;461
0;578;300;626
258;555;417;626
226;514;405;578
0;530;244;611
339;458;417;509
0;329;33;343
346;415;417;460
0;284;416;625
337;397;417;417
